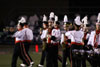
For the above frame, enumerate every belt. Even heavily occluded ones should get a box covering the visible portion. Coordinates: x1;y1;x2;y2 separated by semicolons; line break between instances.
23;40;32;42
15;41;22;44
71;42;83;46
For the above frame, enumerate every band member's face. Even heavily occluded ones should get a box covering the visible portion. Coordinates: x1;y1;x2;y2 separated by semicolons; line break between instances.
63;25;68;31
43;23;47;28
48;22;52;26
64;27;67;30
96;24;100;30
54;25;58;28
17;24;22;30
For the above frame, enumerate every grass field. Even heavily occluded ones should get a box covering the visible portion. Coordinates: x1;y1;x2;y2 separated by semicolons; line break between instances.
0;45;91;67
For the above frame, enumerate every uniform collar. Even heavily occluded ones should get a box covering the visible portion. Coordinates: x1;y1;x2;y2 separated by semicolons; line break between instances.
55;28;59;30
18;29;23;31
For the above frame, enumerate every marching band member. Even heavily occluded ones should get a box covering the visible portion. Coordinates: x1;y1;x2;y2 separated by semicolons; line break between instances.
46;14;61;67
87;13;100;67
11;22;32;67
61;15;72;67
38;15;48;67
21;22;34;67
18;17;34;67
48;12;55;29
71;16;84;67
88;13;100;48
81;16;90;67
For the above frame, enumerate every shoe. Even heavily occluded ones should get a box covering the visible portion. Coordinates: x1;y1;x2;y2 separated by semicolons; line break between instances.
66;62;68;65
20;63;26;67
38;64;44;67
30;62;34;65
28;64;32;67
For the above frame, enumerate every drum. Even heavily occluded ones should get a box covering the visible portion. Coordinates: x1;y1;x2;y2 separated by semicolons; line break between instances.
85;50;94;59
93;48;100;59
72;49;85;59
94;48;100;55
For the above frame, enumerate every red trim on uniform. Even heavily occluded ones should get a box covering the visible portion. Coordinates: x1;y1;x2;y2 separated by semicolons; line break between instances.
15;41;22;44
22;44;31;62
15;37;22;44
94;43;98;48
84;33;87;40
18;29;22;31
94;30;100;48
23;40;32;42
55;28;59;30
94;34;97;48
96;30;100;35
71;42;83;45
20;43;30;65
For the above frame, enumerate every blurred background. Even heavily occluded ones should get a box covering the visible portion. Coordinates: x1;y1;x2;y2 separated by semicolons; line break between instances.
0;0;100;66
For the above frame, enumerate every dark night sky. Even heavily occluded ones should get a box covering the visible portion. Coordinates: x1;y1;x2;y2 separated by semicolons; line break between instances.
1;0;68;8
1;0;99;7
69;0;100;7
0;0;100;27
1;0;100;15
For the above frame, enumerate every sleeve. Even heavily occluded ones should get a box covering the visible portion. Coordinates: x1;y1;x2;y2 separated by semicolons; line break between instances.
40;32;43;39
81;31;84;38
51;29;55;36
86;33;90;39
65;32;70;37
70;34;75;42
26;29;33;40
41;30;48;40
69;31;75;42
13;30;25;38
57;30;61;41
61;34;64;44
